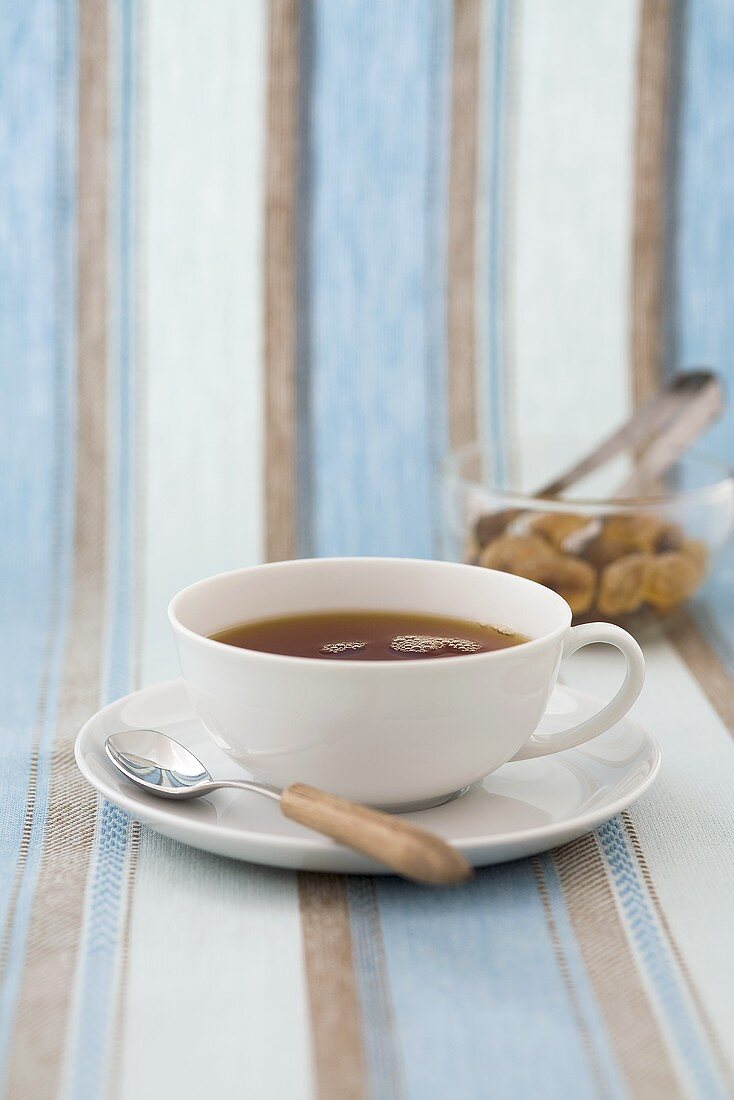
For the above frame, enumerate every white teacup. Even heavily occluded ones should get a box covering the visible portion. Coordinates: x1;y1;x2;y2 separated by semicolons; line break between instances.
169;557;645;809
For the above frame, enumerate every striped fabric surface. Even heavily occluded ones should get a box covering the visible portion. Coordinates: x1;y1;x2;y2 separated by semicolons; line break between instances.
2;1;734;1097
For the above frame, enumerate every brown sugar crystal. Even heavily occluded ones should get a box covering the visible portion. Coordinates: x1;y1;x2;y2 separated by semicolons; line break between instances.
680;537;708;577
598;553;653;616
583;513;668;568
478;534;556;573
655;522;685;553
520;556;597;615
530;513;596;552
473;505;708;621
643;551;700;612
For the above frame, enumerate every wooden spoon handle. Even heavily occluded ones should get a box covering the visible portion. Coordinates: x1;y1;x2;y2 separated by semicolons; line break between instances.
280;783;473;885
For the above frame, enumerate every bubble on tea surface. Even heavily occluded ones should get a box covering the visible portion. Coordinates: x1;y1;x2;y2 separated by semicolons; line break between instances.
390;635;445;654
320;641;367;655
390;634;481;655
446;638;481;653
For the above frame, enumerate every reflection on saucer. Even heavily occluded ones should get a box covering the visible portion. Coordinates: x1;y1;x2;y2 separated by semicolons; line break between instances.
404;786;554;836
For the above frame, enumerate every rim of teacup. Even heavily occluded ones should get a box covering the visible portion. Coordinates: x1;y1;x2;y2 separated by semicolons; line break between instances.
167;557;573;669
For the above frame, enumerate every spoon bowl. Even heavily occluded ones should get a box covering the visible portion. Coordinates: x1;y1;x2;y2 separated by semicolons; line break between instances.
106;730;210;791
105;730;280;801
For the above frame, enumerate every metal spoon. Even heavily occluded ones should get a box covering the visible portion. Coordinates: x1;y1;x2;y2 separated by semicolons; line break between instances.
105;730;473;886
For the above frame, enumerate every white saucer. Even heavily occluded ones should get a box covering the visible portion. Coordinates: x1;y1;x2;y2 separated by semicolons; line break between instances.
75;679;661;874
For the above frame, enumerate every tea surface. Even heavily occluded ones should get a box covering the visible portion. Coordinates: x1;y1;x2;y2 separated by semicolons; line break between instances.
210;610;528;660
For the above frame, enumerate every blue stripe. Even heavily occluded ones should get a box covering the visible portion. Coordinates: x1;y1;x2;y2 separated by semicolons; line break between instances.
62;805;134;1100
597;818;729;1098
375;865;605;1099
0;0;77;1077
0;0;65;930
103;0;137;712
673;0;734;659
306;0;445;558
63;2;139;1095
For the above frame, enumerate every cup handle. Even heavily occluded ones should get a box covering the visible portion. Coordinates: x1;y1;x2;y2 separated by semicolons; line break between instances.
510;623;645;761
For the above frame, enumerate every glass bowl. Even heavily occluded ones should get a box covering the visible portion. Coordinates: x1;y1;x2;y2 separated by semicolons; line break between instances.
442;440;734;634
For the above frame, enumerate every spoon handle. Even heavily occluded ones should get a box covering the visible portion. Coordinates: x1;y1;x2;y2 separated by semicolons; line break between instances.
537;369;720;498
615;372;724;496
280;783;473;885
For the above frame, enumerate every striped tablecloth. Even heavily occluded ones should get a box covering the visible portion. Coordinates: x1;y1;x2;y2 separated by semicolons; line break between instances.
2;1;734;1096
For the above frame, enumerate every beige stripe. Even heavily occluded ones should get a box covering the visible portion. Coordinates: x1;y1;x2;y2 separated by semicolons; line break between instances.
621;812;734;1092
631;0;672;406
264;0;300;562
668;612;734;737
447;0;481;450
553;833;684;1097
299;875;367;1100
5;2;109;1094
530;858;608;1098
